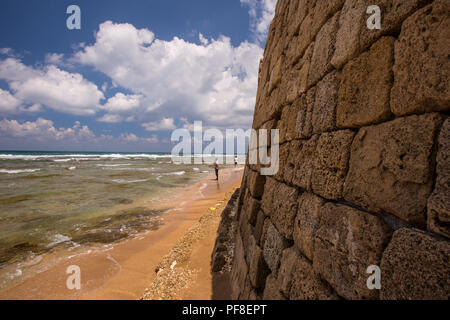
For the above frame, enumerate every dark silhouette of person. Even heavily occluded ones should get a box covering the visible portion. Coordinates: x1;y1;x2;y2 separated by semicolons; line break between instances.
214;159;219;180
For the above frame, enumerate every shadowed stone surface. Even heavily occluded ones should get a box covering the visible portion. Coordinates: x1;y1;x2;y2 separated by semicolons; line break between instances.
313;203;392;299
380;228;450;300
390;0;450;116
344;113;443;226
428;118;450;238
337;37;394;128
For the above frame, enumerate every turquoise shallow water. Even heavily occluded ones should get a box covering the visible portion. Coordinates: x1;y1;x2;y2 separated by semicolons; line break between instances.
0;151;218;270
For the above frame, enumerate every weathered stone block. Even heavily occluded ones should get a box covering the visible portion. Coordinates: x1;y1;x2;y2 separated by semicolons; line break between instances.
287;0;317;39
247;169;266;199
274;142;290;182
311;70;340;134
295;87;315;139
311;0;345;37
331;0;366;69
253;86;285;129
336;37;394;128
291;135;319;191
311;129;355;200
313;203;392;299
261;177;277;215
254;211;266;246
241;189;261;226
293;192;325;260
289;252;339;300
428;118;450;238
279;101;300;144
263;222;290;275
248;242;270;289
380;228;450;300
282;140;297;185
263;274;285;300
390;0;450;116
285;42;314;103
269;56;284;93
230;232;248;300
296;10;314;60
307;11;339;86
263;181;299;240
359;0;432;51
278;247;300;296
344;113;443;226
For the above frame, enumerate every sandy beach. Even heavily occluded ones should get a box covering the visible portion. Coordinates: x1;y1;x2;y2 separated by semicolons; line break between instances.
0;166;243;300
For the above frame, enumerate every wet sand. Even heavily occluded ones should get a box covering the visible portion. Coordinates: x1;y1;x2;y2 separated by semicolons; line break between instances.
0;167;243;300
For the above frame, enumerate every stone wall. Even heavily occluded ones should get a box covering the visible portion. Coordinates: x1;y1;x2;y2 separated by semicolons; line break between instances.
226;0;449;300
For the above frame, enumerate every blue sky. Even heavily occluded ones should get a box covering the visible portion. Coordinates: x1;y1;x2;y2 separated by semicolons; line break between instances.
0;0;276;152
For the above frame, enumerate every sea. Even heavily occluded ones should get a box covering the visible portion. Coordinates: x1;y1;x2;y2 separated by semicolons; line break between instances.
0;151;241;291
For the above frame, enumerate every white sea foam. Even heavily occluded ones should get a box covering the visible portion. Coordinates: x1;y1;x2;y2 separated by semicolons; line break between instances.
0;168;41;174
96;163;132;167
47;234;72;247
111;179;149;184
0;153;171;161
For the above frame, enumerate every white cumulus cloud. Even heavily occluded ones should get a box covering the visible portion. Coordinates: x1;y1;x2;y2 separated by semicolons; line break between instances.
241;0;277;44
142;117;176;131
73;21;263;129
0;58;104;116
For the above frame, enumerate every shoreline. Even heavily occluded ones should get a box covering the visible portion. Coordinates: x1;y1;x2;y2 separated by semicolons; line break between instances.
0;167;243;300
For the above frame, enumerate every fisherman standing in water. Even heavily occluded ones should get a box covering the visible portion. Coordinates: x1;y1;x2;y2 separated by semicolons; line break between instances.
214;158;219;180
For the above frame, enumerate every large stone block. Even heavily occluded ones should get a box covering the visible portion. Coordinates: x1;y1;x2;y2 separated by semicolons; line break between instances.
336;37;394;128
311;129;355;200
277;247;300;296
311;0;345;38
269;56;284;93
273;142;290;182
295;87;315;139
230;232;248;300
287;0;317;39
254;211;267;246
264;181;299;240
285;42;314;103
380;228;450;300
279;101;300;144
331;0;366;69
263;274;285;300
390;0;450;116
291;135;319;191
289;252;339;300
295;10;315;60
313;203;392;299
263;222;290;275
307;11;339;86
281;140;297;185
247;169;266;199
261;177;277;215
311;70;340;134
428;118;450;238
359;0;432;51
248;242;270;289
293;192;325;261
241;189;261;226
253;86;286;129
344;113;443;226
